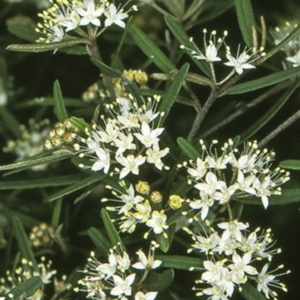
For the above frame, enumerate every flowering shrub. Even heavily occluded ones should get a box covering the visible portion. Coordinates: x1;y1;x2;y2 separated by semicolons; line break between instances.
1;0;300;299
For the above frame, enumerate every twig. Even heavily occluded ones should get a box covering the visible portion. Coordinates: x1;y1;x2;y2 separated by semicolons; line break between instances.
201;81;292;138
258;109;300;148
187;89;217;142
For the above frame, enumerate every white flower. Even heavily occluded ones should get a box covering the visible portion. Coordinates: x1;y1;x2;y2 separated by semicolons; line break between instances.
104;3;129;28
202;285;229;300
195;171;224;196
98;252;117;279
201;260;227;283
214;182;237;204
134;122;164;148
114;132;136;155
224;47;256;75
77;0;104;26
257;264;288;299
190;29;227;63
91;147;110;173
132;246;162;270
135;291;158;300
146;144;169;170
118;184;144;214
146;210;168;234
189;190;215;220
218;220;249;242
206;154;232;169
286;49;300;67
111;273;136;297
116;154;146;179
229;252;258;284
252;176;272;209
187;157;207;180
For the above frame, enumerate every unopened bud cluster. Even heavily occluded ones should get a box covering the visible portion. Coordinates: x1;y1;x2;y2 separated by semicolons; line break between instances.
43;118;79;151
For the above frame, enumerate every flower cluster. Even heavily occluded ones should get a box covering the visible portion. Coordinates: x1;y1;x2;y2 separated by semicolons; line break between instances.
0;256;65;299
36;0;137;43
104;181;170;238
3;119;51;171
184;220;290;300
181;30;263;83
179;139;290;221
82;69;149;103
271;22;300;67
75;242;161;300
75;94;169;179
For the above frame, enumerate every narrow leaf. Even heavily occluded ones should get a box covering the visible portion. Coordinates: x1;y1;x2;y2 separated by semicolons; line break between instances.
0;174;85;190
177;137;200;159
239;282;267;300
226;66;300;95
280;159;300;170
90;57;122;77
12;217;37;269
101;208;125;250
0;107;22;139
240;77;300;142
156;254;203;270
158;63;190;125
0;152;73;172
87;227;111;255
47;173;106;202
238;188;300;205
5;276;43;300
234;0;256;47
143;269;174;292
156;232;170;253
7;24;42;43
128;24;175;73
6;38;88;53
164;14;211;76
53;80;68;121
70;116;91;133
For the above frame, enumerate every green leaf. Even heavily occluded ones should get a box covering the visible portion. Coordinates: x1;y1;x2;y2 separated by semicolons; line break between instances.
143;269;174;292
87;227;111;255
7;24;42;43
280;159;300;170
12;217;37;269
177;137;200;159
90;57;122;77
238;188;300;205
239;77;300;142
47;173;106;202
15;97;90;108
164;14;211;77
226;66;300;95
0;107;22;139
128;24;175;73
101;208;125;250
234;0;256;48
0;152;73;172
194;0;234;26
53;80;68;121
158;63;189;124
239;282;267;300
0;174;85;190
161;0;185;18
70;116;91;133
156;231;170;253
156;254;204;270
5;276;43;300
6;38;88;53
